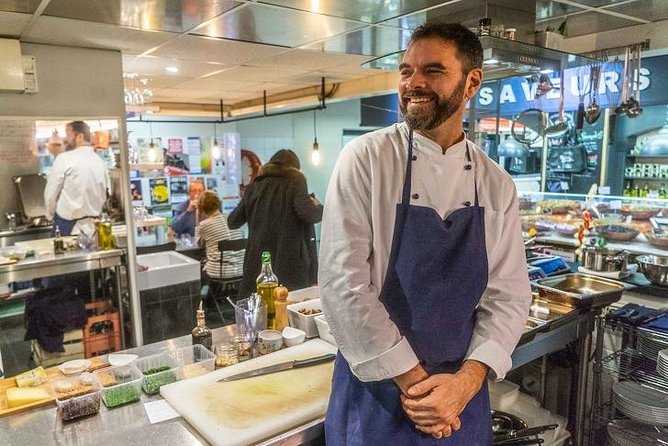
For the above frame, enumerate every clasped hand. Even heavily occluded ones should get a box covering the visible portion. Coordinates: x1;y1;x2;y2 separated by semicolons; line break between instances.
397;361;488;439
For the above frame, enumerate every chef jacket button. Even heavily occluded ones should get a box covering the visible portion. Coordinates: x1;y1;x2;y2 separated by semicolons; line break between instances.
464;164;472;170
412;155;418;161
463;201;471;207
412;193;420;200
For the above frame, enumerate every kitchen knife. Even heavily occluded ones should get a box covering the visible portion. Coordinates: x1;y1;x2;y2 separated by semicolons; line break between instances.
217;353;336;382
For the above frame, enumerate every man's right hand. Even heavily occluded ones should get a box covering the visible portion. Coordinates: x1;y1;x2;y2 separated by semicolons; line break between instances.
187;199;198;212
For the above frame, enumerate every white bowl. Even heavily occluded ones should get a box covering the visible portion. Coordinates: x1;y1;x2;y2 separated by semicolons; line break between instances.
58;359;91;375
282;326;306;347
107;353;138;367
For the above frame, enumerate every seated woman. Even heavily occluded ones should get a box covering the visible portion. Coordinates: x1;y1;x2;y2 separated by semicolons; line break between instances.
195;191;244;284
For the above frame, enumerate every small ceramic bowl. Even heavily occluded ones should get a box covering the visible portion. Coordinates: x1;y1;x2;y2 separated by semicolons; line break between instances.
282;326;306;347
258;329;283;354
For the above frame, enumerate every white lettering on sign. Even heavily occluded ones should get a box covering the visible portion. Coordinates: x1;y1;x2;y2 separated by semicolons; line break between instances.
601;71;619;94
521;82;538;101
479;86;494;106
499;84;517;103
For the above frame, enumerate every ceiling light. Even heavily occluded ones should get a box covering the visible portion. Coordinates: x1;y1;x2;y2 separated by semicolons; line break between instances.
211;123;221;160
483;59;499;65
311;110;321;166
165;65;179;73
540;69;554;74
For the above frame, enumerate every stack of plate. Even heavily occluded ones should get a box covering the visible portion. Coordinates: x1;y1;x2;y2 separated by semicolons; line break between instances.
607;420;668;446
637;328;668;360
658;349;668;379
613;381;668;426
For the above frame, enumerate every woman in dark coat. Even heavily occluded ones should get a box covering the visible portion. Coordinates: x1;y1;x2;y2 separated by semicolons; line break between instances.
228;149;323;297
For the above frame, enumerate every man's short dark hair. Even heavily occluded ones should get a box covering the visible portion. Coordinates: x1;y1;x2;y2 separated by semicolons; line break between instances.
409;22;483;74
67;121;92;143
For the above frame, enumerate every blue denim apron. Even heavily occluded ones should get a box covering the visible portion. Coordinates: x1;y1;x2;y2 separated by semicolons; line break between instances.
325;132;492;445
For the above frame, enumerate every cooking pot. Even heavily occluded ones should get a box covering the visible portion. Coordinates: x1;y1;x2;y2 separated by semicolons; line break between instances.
581;246;629;272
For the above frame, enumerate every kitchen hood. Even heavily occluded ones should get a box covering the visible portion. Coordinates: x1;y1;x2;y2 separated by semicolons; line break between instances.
362;36;598;81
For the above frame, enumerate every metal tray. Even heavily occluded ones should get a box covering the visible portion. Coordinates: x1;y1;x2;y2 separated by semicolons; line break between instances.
533;273;625;309
14;174;47;220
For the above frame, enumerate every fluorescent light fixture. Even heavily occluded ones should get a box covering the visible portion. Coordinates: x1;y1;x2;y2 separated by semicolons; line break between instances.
483;59;499;65
165;65;179;73
540;69;554;74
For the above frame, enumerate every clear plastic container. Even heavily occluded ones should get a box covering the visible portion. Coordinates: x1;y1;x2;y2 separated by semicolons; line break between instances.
52;373;101;421
93;364;142;408
134;352;179;395
174;344;215;378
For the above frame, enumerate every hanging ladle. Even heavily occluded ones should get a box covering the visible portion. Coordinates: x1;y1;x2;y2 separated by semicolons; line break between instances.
626;43;643;118
545;66;568;136
584;64;601;124
614;46;631;115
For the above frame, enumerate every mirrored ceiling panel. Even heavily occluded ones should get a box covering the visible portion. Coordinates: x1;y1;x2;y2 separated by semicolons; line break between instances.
539;10;641;37
0;0;41;14
43;0;243;33
301;25;409;57
562;0;637;7
193;3;366;48
606;0;668;22
256;0;452;24
535;1;585;21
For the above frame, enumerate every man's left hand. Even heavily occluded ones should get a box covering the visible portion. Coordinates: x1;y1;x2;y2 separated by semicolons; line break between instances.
400;360;488;437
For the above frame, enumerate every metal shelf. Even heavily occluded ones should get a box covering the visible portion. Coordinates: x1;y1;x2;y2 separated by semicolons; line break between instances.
601;348;668;393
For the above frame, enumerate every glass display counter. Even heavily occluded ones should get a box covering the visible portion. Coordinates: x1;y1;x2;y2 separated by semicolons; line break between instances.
517;191;668;255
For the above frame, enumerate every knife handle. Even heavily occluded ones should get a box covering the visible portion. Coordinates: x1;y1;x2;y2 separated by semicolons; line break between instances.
293;354;336;368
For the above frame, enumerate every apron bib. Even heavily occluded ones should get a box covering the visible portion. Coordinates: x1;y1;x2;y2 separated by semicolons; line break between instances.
325;131;492;445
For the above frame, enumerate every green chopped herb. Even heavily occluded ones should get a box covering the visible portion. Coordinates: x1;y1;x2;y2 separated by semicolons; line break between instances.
103;385;140;408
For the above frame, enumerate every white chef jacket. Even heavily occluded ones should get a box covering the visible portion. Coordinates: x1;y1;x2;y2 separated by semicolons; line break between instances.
44;146;111;222
319;122;531;382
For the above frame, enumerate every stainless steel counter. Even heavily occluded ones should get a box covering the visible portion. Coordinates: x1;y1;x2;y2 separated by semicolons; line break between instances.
0;326;324;446
0;248;124;283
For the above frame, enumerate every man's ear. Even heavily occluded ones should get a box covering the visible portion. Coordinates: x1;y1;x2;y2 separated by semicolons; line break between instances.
466;68;483;98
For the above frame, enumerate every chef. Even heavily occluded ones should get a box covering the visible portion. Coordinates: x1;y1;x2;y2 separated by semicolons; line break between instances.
44;121;110;236
319;22;531;444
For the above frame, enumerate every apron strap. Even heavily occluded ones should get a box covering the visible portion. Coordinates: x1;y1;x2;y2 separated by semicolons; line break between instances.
401;130;414;206
464;142;480;207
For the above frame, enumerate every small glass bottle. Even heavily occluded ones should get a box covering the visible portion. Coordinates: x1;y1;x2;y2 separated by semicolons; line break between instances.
641;183;650;198
191;301;212;350
632;185;640;198
256;251;278;329
622;182;632;197
659;184;667;199
53;225;65;255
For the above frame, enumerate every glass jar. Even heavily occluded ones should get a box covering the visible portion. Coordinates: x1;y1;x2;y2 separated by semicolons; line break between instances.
215;344;238;368
234;335;253;362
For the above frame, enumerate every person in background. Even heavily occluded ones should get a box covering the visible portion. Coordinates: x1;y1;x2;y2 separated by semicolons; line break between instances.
196;190;244;282
171;180;205;238
318;22;531;444
228;149;323;297
44;120;110;236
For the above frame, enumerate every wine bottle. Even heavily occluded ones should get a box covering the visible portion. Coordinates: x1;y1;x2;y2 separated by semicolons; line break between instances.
256;251;278;329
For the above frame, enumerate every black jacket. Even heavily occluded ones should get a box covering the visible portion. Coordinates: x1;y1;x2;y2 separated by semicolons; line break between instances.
229;163;323;297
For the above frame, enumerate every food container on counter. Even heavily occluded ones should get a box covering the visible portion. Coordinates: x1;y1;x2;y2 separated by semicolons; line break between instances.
174;344;215;379
134;352;179;395
287;298;322;338
314;315;336;346
94;364;142;408
52;373;101;421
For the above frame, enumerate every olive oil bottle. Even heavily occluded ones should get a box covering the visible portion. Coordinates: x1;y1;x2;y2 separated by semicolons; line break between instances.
191;301;212;350
256;251;278;329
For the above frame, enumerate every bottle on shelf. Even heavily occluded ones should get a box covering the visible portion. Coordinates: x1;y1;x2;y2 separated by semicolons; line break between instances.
622;182;632;197
191;300;212;350
53;225;65;255
632;185;640;198
256;251;278;329
660;184;667;200
641;184;650;198
273;285;289;332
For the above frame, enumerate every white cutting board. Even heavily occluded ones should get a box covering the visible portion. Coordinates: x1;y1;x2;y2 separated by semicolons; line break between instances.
160;339;337;446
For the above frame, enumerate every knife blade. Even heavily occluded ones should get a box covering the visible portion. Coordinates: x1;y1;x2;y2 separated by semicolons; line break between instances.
217;353;336;382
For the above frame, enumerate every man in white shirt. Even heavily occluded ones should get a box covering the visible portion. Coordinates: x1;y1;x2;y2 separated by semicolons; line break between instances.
44;121;110;236
319;22;531;444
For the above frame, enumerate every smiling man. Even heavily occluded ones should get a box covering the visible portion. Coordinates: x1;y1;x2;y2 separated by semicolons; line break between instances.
319;22;531;445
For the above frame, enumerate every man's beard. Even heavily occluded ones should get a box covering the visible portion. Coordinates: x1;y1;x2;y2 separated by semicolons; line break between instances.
400;77;466;131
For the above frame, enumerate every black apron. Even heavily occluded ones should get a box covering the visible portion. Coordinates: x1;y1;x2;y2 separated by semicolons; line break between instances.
325;131;492;445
